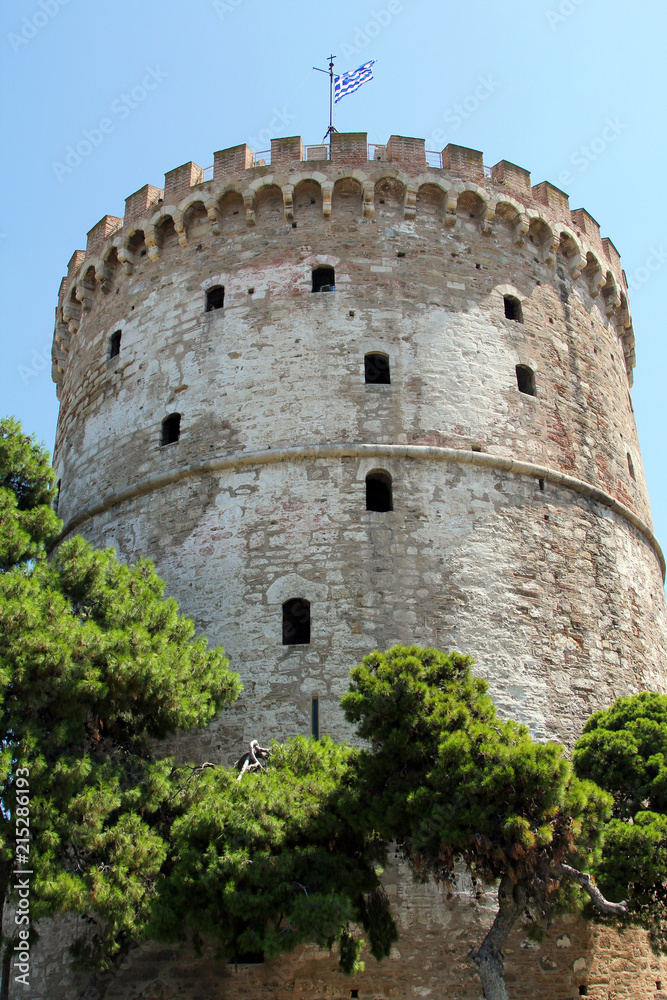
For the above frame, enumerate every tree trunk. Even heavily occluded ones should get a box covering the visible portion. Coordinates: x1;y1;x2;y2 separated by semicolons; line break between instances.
468;875;526;1000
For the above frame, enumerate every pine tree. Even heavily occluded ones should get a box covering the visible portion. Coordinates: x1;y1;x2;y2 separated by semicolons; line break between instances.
573;691;667;953
152;736;397;973
0;418;241;990
341;645;627;1000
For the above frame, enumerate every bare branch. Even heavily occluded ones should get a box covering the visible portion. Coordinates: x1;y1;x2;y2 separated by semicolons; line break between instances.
556;863;627;915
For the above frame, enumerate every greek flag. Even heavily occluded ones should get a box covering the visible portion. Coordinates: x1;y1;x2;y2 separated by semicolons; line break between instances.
334;60;376;104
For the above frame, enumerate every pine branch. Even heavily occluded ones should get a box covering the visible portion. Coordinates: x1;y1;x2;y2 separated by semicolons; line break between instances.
556;863;627;915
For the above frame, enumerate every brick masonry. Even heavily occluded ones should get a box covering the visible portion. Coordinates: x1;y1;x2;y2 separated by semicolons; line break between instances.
29;135;667;999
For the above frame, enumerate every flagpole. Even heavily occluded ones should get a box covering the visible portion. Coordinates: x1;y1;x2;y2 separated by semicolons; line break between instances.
313;55;338;144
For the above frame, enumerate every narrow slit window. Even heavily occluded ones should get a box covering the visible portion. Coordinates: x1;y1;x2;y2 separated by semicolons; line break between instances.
206;285;225;311
365;353;390;385
504;295;523;322
108;330;121;359
282;598;310;645
53;479;61;514
366;470;393;512
516;364;536;396
161;413;181;446
311;697;319;740
627;453;636;480
312;266;335;292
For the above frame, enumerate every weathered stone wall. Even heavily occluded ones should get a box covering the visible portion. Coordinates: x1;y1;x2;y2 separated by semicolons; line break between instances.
33;135;667;999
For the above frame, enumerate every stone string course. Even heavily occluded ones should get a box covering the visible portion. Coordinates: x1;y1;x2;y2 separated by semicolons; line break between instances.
31;133;667;999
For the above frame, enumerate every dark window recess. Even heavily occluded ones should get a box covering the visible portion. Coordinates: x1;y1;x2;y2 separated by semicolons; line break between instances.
516;364;536;396
366;470;393;512
206;285;225;311
312;266;335;292
311;697;319;740
351;992;359;999
538;478;545;491
282;598;311;645
627;453;636;480
53;479;61;514
578;988;588;997
232;950;264;965
365;353;390;384
108;330;121;358
504;295;523;322
161;413;181;445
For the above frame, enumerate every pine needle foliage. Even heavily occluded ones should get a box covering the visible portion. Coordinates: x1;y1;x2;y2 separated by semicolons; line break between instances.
153;736;397;974
0;418;241;971
341;645;609;888
573;691;667;951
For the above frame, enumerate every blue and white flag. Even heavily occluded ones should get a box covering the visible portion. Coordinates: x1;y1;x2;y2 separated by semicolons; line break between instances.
334;60;376;104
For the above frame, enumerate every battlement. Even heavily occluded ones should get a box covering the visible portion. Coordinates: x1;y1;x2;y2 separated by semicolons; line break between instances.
56;131;636;385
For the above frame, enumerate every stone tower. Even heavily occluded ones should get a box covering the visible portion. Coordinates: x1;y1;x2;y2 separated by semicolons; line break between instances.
46;131;667;998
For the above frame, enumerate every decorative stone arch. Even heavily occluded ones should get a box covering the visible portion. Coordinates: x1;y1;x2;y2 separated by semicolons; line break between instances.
252;180;284;226
293;178;323;223
75;265;96;313
415;181;447;226
582;251;606;298
216;185;246;233
180;198;210;244
558;227;586;280
373;174;407;222
146;207;184;257
62;285;82;334
495;197;529;246
96;243;120;290
457;184;494;234
526;213;559;266
601;270;621;317
331;175;364;221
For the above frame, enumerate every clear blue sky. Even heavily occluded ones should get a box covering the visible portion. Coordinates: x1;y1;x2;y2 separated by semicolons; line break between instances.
2;0;666;563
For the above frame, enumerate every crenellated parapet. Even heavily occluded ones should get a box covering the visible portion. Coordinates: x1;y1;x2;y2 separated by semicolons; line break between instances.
52;132;636;391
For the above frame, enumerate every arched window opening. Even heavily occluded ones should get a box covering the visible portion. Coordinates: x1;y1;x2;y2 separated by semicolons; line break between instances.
504;295;523;322
516;365;535;397
312;266;335;293
365;353;390;385
366;470;393;512
282;598;311;645
627;453;636;481
108;330;121;359
161;413;181;446
206;285;225;312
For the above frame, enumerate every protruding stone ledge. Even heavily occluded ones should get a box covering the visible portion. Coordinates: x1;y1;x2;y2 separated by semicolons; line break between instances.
56;443;665;580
